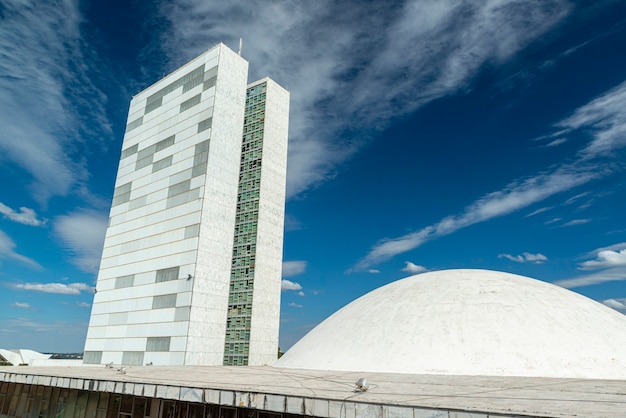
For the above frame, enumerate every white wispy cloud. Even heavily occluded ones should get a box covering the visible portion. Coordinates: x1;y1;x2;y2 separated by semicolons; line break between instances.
554;243;626;289
368;269;381;274
578;246;626;271
402;261;428;274
288;302;303;309
565;192;590;205
156;0;570;198
53;209;108;274
354;62;626;270
553;268;626;289
544;138;567;147
0;229;42;270
282;261;307;278
0;0;112;203
602;298;626;314
562;218;592;227
13;282;93;295
498;252;548;264
0;203;46;226
556;79;626;157
10;302;31;309
281;279;302;292
526;206;553;217
354;163;597;270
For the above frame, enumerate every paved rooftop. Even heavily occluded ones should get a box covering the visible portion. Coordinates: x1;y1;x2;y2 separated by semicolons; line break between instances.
2;365;625;417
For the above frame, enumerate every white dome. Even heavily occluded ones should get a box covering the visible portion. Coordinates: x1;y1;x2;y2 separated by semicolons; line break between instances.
276;269;626;379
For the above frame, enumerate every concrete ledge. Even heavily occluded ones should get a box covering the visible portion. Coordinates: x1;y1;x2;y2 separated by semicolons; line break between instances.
1;365;625;417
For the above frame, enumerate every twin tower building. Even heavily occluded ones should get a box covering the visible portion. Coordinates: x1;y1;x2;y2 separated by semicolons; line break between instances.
83;43;289;366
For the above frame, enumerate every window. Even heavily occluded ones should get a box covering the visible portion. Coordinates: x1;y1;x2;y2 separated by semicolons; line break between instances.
115;275;134;289
155;135;175;152
197;117;212;133
126;117;143;132
168;180;190;197
146;337;171;352
120;144;138;159
121;352;144;366
155;266;180;283
152;294;177;309
180;94;201;112
152;156;173;172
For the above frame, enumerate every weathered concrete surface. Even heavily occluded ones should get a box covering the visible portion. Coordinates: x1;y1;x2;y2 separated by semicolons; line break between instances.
2;365;625;417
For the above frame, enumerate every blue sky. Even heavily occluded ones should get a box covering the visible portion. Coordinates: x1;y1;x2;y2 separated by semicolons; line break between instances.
1;0;625;353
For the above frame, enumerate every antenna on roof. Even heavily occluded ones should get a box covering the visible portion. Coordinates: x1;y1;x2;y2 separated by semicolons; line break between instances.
238;38;243;56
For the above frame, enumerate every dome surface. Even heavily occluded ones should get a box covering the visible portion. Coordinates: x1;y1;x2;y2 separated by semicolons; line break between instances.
276;269;626;378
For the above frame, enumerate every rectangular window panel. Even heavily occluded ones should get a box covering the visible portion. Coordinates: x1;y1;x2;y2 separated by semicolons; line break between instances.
204;66;218;80
180;94;201;113
174;307;190;322
203;76;217;91
152;155;173;173
126;117;143;132
168;180;191;197
197;117;212;133
113;182;132;197
166;188;200;209
128;195;147;210
83;351;102;364
182;75;204;93
195;139;210;154
145;65;205;113
191;162;207;178
137;144;156;160
115;275;134;289
112;183;132;206
146;337;171;352
152;294;177;309
135;155;153;170
184;224;200;238
111;193;131;207
144;97;163;114
121;352;144;366
155;266;180;283
120;144;138;159
155;135;175;152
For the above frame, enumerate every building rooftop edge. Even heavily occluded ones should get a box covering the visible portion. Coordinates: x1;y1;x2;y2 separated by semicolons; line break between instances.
1;365;624;418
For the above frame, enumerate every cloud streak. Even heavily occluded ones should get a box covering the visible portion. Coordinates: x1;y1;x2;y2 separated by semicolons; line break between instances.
354;66;626;270
0;230;42;270
499;253;548;264
554;243;626;289
402;261;428;274
355;163;597;269
13;282;93;295
0;203;46;226
281;280;302;292
155;0;570;198
0;0;112;203
53;210;108;274
282;261;307;278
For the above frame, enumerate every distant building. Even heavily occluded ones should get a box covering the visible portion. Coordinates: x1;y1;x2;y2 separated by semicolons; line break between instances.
83;43;289;366
0;350;50;366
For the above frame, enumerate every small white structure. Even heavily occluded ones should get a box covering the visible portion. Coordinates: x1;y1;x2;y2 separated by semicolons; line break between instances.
276;269;626;379
0;349;50;365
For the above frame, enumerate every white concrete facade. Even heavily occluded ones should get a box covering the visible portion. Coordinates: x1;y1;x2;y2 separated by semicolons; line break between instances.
84;43;289;366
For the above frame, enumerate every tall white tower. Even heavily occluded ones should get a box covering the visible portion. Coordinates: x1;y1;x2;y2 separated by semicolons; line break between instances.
83;43;289;366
